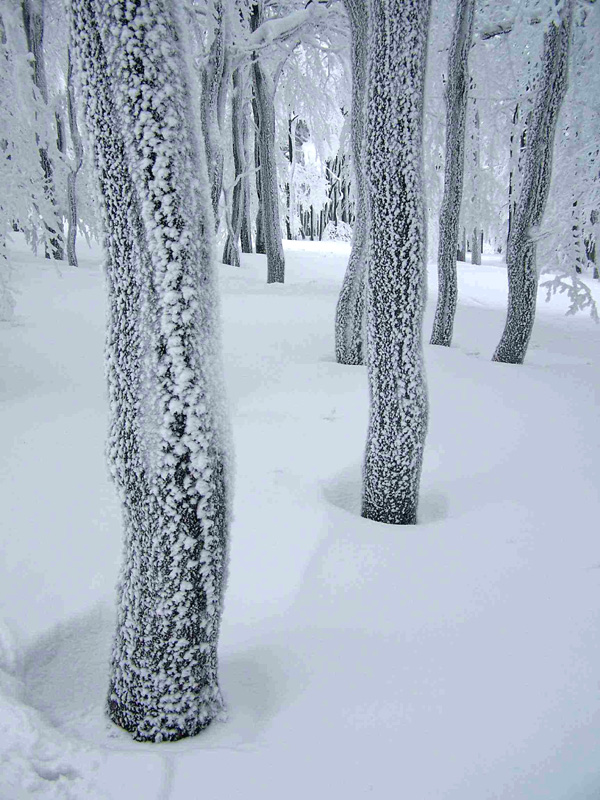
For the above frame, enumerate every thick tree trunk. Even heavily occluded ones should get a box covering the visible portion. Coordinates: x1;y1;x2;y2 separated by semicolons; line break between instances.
72;0;230;742
493;3;573;364
430;0;475;347
362;0;431;525
334;0;368;365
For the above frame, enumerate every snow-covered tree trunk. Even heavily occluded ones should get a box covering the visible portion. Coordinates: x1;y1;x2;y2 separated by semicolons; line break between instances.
22;0;64;261
362;0;431;525
223;66;246;267
201;0;228;227
430;0;474;347
493;3;573;365
72;0;230;743
66;49;83;267
252;57;285;282
334;0;368;366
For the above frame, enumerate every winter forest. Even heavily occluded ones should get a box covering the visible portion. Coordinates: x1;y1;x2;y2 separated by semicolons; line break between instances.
1;0;599;796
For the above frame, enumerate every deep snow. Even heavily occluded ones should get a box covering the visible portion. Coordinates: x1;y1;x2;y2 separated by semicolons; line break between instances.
1;235;599;799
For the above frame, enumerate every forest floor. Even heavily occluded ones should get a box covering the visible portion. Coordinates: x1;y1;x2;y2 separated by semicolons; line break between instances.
1;235;600;800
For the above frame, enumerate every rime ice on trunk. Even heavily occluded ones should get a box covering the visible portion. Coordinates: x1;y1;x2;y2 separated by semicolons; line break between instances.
334;0;368;366
362;0;431;525
430;0;474;347
72;0;230;743
493;3;573;365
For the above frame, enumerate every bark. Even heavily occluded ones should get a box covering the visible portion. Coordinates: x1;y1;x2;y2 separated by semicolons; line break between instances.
335;0;368;365
72;0;230;742
493;3;573;364
362;0;431;525
430;0;475;346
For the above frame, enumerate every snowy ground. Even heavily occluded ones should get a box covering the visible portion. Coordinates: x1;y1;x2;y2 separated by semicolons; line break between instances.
1;235;599;799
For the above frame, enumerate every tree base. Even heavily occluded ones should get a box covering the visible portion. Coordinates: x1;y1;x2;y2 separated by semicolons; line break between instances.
361;499;417;525
107;698;217;743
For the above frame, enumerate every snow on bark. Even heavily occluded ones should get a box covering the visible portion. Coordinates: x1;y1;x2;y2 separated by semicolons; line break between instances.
334;0;368;366
362;0;431;525
430;0;474;347
72;0;230;742
493;1;573;365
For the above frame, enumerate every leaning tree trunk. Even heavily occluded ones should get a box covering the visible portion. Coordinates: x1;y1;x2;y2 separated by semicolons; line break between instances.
252;58;285;283
72;0;230;743
430;0;475;347
22;0;64;260
334;0;368;366
362;0;431;525
493;3;573;365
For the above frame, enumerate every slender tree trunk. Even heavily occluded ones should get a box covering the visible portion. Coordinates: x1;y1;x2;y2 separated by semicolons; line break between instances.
72;0;230;742
240;93;253;254
335;0;368;365
201;0;227;228
362;0;431;525
66;49;83;267
430;0;475;346
493;2;573;364
22;0;64;260
470;100;482;265
252;62;285;282
223;67;246;267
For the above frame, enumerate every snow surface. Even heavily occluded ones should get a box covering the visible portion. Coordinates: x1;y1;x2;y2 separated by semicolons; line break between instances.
1;236;600;798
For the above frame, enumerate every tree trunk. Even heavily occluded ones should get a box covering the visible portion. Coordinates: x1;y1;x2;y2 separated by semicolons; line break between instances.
200;0;227;228
72;0;230;742
22;0;64;260
430;0;475;346
240;92;253;254
66;48;83;267
493;3;573;364
335;0;368;365
362;0;431;525
223;67;246;267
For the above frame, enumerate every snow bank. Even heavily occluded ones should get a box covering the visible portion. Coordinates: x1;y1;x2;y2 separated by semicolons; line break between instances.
0;620;104;800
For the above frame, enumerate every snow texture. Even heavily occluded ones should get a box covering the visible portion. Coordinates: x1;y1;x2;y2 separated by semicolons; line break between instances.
362;0;431;524
71;0;230;742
